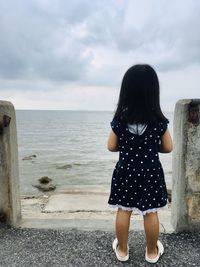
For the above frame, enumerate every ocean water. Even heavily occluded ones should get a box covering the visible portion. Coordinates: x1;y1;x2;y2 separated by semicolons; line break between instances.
15;110;174;194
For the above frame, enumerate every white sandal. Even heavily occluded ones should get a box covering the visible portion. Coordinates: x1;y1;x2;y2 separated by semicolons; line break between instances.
145;240;164;263
112;238;129;262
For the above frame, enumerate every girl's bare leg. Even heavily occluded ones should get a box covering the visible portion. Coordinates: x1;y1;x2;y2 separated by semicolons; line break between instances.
143;212;159;258
115;208;132;257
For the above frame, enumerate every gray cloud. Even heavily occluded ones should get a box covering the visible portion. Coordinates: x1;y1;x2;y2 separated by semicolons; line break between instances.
82;1;200;72
0;0;96;81
0;0;200;86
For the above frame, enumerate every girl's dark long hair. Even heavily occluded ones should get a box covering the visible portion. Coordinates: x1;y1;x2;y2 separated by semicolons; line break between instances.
113;64;168;124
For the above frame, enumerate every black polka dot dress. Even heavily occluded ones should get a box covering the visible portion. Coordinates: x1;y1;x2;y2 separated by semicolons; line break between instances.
108;117;170;215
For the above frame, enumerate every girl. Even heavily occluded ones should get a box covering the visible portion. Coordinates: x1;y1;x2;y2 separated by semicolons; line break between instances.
107;64;173;264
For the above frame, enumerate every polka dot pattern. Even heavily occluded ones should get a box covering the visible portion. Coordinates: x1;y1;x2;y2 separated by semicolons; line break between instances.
108;117;169;214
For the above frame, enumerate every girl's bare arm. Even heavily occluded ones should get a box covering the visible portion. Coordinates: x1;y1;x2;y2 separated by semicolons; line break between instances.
107;130;119;152
159;128;173;153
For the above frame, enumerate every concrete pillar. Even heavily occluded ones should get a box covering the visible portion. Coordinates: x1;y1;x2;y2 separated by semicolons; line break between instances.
171;99;200;232
0;100;21;226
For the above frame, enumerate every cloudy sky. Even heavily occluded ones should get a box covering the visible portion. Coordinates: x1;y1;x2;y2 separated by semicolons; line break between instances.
0;0;200;111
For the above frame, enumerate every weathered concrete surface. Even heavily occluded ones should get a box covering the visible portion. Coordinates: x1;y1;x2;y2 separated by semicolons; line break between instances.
19;192;174;233
44;193;109;212
0;224;199;267
172;99;200;231
0;101;21;226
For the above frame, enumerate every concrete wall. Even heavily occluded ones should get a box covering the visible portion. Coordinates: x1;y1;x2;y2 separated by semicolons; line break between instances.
171;99;200;232
0;100;21;226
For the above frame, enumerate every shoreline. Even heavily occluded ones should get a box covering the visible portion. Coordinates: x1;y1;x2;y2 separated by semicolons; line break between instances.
21;180;172;197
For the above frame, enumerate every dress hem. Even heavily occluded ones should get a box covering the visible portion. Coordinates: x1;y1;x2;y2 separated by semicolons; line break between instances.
108;202;169;215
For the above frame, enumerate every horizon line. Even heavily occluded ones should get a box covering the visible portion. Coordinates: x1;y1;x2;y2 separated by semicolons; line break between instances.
16;109;174;113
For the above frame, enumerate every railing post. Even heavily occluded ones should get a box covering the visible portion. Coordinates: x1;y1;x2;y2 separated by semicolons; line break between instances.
0;100;21;226
171;99;200;232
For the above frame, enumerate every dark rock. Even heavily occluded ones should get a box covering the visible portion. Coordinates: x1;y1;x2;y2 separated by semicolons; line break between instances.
32;176;56;191
56;164;72;169
22;154;37;160
38;176;52;184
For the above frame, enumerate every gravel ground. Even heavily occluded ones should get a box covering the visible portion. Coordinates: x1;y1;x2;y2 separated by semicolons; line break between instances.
0;223;200;267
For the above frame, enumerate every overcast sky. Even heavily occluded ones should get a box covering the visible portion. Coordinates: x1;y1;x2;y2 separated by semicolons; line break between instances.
0;0;200;111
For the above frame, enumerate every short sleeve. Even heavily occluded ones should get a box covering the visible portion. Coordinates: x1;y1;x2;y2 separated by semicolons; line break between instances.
158;119;169;136
110;117;121;136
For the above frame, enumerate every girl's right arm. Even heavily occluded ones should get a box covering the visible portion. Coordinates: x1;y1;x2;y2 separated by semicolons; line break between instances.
159;128;173;153
107;129;119;152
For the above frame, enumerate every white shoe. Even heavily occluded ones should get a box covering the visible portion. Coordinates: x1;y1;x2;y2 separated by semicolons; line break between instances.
145;240;164;263
112;238;129;262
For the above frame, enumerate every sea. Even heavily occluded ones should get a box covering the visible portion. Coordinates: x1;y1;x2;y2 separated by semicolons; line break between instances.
15;110;174;195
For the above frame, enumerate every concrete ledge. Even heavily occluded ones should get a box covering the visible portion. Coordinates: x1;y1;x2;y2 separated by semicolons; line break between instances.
18;217;175;233
19;191;174;233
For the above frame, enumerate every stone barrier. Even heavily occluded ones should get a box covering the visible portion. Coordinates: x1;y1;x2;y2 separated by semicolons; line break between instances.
171;99;200;232
0;100;21;226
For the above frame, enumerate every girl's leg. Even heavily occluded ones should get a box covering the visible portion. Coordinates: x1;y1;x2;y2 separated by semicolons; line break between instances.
143;212;159;258
115;208;132;257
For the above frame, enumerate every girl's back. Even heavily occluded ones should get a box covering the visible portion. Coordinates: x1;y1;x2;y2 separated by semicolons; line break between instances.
108;116;169;214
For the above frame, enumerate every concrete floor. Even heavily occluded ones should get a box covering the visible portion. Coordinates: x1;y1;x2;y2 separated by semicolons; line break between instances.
19;186;174;233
